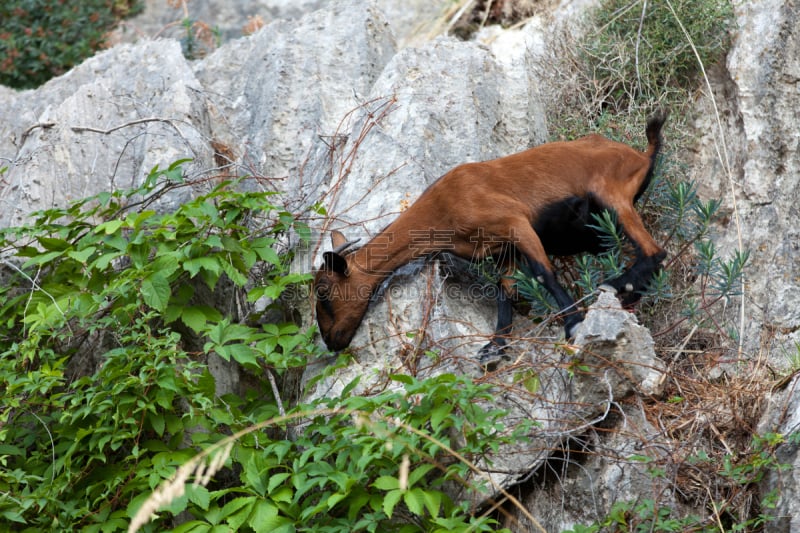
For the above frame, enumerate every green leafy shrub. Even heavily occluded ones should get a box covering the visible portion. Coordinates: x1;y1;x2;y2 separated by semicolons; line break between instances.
584;0;733;111
0;162;310;530
0;162;515;532
0;0;142;89
131;373;514;533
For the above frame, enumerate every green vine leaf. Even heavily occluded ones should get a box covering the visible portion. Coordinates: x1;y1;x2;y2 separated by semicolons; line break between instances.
141;272;172;312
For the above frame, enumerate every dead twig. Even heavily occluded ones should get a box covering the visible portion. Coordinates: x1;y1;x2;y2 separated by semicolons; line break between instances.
19;122;56;145
71;117;179;135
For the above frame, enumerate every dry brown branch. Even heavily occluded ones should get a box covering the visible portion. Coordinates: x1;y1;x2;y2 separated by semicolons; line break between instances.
71;117;180;135
19;122;55;145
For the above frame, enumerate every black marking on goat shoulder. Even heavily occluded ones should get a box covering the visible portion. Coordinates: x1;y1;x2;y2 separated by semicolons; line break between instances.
534;194;608;256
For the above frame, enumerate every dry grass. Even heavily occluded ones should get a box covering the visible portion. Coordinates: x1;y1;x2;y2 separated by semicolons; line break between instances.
434;0;558;39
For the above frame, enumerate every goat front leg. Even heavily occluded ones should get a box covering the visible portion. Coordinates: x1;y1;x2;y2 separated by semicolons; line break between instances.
525;259;585;337
511;223;585;339
476;219;584;367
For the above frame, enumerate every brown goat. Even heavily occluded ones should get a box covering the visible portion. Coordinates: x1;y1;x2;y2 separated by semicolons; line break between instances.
314;113;667;357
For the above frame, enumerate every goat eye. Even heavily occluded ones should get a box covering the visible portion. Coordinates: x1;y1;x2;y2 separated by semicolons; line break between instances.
314;283;329;301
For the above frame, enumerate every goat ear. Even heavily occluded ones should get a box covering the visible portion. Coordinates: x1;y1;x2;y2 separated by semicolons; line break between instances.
323;251;349;276
330;230;348;249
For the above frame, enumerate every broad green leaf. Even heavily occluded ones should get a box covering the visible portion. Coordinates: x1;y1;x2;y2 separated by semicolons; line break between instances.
12;245;42;258
163;304;182;325
129;243;150;269
219;258;248;286
515;370;540;394
253;242;281;266
222;496;256;530
403;488;425;516
170;520;212;533
373;475;399;491
95;191;113;206
148;413;165;436
390;374;413;385
382;489;403;519
90;251;123;271
128;210;157;229
430;404;451;431
151;254;180;278
267;472;292;493
269;486;293;504
183;256;221;279
104;234;128;251
67;246;96;263
247;500;282;533
0;510;26;524
186;484;211;511
37;236;70;251
250;515;293;533
0;444;23;455
293;221;311;242
22;250;63;268
408;464;437;488
181;306;207;333
422;489;442;517
327;492;347;509
168;157;194;171
225;343;258;366
203;320;257;354
220;235;244;253
141;272;171;312
95;219;124;235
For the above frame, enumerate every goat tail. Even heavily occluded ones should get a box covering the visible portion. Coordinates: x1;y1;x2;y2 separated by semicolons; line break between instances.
636;110;668;202
645;110;667;156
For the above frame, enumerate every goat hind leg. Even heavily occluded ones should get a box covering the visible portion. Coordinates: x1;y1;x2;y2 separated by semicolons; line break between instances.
478;283;514;366
602;203;666;304
510;223;585;338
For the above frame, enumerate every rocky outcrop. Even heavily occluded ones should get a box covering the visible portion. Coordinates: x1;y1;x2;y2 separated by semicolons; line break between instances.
691;0;800;357
1;39;210;227
689;1;800;528
2;0;800;529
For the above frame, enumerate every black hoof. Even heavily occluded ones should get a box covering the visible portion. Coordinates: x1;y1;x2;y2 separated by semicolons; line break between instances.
565;322;582;340
478;342;508;369
564;312;585;340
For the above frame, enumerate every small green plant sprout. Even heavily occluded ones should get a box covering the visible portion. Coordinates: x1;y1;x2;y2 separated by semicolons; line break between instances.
179;17;222;59
785;342;800;373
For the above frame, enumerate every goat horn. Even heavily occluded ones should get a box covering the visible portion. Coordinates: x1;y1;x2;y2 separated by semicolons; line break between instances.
331;238;360;255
